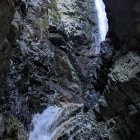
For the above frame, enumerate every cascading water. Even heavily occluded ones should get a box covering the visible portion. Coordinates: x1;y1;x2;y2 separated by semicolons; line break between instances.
29;106;62;140
95;0;108;42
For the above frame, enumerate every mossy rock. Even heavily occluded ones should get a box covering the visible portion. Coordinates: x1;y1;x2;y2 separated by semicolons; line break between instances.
1;114;28;140
48;0;60;27
85;0;92;8
43;16;49;30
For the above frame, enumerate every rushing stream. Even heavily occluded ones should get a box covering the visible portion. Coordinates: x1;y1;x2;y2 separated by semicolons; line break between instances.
95;0;108;41
29;106;62;140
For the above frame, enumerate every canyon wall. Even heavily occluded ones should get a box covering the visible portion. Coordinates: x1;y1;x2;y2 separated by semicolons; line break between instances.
104;0;140;49
0;0;16;106
0;0;103;139
0;1;28;140
0;0;140;140
95;1;140;140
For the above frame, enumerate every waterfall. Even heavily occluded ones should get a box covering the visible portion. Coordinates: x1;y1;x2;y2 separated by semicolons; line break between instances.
95;0;108;42
29;106;62;140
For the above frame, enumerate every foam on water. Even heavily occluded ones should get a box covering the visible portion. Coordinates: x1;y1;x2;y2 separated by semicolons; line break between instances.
29;106;62;140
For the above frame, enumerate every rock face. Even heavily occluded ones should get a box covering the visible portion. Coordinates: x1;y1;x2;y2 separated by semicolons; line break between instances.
4;0;100;128
93;1;140;139
0;1;28;139
1;0;140;140
107;52;140;116
0;113;28;140
0;0;17;108
94;51;140;140
30;103;109;140
49;104;109;140
103;0;140;49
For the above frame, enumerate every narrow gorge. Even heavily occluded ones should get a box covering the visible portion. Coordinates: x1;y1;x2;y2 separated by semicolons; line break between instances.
0;0;140;140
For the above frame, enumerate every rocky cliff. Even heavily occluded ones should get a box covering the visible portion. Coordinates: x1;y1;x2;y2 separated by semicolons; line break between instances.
0;0;140;140
0;0;101;139
95;1;140;140
103;0;140;50
0;0;17;107
5;0;99;121
0;0;28;139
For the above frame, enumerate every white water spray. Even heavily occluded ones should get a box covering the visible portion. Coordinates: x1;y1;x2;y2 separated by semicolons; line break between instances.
29;106;62;140
95;0;108;42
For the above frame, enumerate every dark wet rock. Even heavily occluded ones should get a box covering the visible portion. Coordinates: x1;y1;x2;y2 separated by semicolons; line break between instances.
0;114;28;140
84;89;101;109
0;0;20;110
104;0;140;50
94;51;140;140
89;39;114;93
103;52;140;118
49;33;66;46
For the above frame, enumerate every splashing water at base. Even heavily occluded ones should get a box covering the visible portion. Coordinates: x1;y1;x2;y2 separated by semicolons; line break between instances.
95;0;108;42
29;106;62;140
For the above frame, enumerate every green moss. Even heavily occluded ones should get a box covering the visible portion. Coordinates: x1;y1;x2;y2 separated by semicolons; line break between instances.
50;13;59;24
48;0;57;11
4;115;27;140
48;0;60;26
43;16;49;30
85;0;92;8
75;15;85;21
